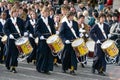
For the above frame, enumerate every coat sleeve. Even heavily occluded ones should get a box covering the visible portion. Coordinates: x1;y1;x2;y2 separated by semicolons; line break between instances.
3;19;11;36
50;18;56;34
90;24;99;42
59;22;67;43
35;19;42;37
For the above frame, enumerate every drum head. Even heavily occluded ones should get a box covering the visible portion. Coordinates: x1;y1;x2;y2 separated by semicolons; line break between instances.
101;40;114;49
46;35;58;44
15;37;28;45
86;40;95;52
72;38;84;47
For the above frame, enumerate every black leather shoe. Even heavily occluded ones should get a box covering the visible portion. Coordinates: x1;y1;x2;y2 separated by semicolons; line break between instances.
6;67;10;70
44;71;51;75
92;68;95;74
81;63;85;68
98;72;106;76
10;68;17;73
70;70;76;75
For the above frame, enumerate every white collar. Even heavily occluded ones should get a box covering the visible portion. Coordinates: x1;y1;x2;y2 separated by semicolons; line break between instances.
10;17;17;23
66;19;73;28
41;16;48;24
0;19;6;26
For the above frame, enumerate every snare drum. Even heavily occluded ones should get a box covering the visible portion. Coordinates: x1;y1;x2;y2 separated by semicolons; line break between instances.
15;37;33;55
101;40;119;58
46;35;64;53
86;40;95;58
72;38;89;57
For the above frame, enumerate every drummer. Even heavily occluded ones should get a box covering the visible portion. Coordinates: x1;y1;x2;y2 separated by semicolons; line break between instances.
3;7;26;73
35;6;56;74
77;14;90;68
53;14;62;66
0;11;7;63
59;11;79;75
90;13;110;76
25;10;38;65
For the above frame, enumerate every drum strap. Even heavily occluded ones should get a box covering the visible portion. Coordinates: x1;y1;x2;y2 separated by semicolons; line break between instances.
11;17;21;36
30;19;36;28
0;19;6;26
41;16;52;33
98;23;107;39
66;19;78;38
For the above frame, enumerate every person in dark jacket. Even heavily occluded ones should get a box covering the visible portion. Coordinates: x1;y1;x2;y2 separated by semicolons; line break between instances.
25;10;38;64
35;6;56;74
0;11;7;63
90;13;110;76
3;7;26;73
59;12;79;75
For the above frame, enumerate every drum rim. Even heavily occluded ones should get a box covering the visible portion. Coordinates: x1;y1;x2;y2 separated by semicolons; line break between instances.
101;39;114;49
46;34;59;44
15;37;28;45
72;38;84;47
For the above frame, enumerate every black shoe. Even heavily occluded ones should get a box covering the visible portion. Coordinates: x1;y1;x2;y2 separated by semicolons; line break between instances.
10;68;17;73
98;72;106;76
70;70;76;75
44;71;51;75
92;68;95;74
6;67;10;70
81;63;85;68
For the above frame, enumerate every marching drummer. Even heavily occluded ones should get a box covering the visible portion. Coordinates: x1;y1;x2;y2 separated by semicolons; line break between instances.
0;11;7;63
3;7;26;73
35;6;56;74
53;14;62;66
59;11;79;75
25;10;38;64
90;13;110;76
77;14;90;68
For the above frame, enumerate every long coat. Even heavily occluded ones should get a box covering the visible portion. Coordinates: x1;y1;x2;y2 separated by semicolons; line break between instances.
90;23;110;72
59;20;79;70
3;17;25;67
0;21;5;63
35;17;56;72
25;20;37;62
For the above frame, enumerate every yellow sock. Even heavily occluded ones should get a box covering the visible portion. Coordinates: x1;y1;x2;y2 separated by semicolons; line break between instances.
70;66;74;71
2;56;4;61
54;58;57;64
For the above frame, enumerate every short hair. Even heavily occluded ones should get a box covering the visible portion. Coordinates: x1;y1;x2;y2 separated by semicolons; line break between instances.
61;5;70;11
10;7;18;15
66;11;74;18
41;6;49;13
78;14;85;19
98;13;106;18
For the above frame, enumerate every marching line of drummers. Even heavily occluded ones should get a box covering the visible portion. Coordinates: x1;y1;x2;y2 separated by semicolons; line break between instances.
0;1;120;76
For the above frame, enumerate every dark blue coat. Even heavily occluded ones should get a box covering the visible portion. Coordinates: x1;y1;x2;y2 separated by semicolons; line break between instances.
0;20;5;63
59;20;79;70
25;20;37;62
59;21;79;43
3;17;25;67
90;23;110;72
35;17;56;72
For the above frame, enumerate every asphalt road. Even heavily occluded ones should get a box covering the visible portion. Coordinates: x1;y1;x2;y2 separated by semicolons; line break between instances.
0;59;120;80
